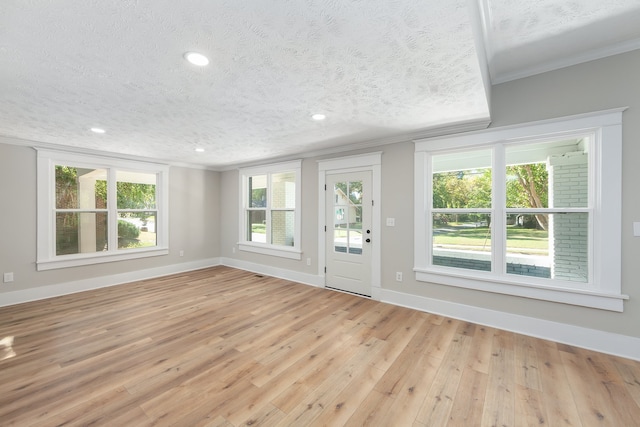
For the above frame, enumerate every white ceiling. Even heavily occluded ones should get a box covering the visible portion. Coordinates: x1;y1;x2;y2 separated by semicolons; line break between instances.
1;0;639;169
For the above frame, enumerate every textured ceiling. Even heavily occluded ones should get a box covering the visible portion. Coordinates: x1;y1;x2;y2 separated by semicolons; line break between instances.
1;1;639;168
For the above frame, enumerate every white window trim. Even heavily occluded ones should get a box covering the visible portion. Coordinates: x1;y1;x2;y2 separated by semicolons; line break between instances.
36;149;169;270
414;108;628;311
238;160;302;260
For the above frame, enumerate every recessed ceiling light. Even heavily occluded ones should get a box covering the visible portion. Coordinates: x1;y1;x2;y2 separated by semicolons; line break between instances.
90;127;106;134
195;148;205;152
311;113;326;121
184;52;209;66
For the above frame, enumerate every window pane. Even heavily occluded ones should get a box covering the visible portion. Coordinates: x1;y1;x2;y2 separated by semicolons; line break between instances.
56;166;107;209
432;214;491;271
334;204;347;253
551;212;589;282
348;181;363;205
349;207;363;254
506;139;588;208
56;212;108;255
506;213;549;279
117;211;157;249
116;171;156;209
507;213;587;282
333;181;363;255
271;172;295;209
271;210;295;246
249;175;267;208
432;150;492;209
248;210;266;242
348;230;363;254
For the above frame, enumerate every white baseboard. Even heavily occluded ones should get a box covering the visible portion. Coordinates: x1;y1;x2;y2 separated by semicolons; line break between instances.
381;288;640;362
220;257;324;288
0;258;222;307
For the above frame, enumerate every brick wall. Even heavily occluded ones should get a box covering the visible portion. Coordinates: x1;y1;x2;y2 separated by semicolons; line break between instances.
271;181;295;246
433;255;551;277
549;152;588;282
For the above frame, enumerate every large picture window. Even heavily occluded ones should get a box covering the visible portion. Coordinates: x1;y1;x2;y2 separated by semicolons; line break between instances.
414;109;626;311
239;160;302;259
37;150;169;270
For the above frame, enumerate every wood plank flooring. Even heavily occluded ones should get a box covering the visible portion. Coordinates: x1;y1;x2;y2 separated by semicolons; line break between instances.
1;266;640;426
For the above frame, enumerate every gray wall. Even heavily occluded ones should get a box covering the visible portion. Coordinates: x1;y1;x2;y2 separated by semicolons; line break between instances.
0;141;220;295
220;49;640;339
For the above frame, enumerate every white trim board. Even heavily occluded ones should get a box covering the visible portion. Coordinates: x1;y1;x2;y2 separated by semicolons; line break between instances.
0;258;221;307
490;37;640;85
381;288;640;362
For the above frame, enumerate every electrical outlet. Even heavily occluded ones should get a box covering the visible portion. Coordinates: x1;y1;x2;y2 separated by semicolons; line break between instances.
4;272;14;283
232;247;236;253
395;272;402;282
306;258;311;266
179;250;184;257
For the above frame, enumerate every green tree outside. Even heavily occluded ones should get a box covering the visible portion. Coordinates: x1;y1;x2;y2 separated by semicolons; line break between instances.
55;166;156;253
432;164;548;229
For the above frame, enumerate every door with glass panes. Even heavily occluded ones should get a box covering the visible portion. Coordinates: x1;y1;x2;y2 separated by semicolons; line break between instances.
325;171;372;296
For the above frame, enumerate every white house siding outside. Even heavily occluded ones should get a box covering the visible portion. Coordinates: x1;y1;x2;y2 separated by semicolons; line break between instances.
549;151;589;282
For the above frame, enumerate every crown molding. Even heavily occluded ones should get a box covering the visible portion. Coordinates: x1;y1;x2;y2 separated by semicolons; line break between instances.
491;37;640;85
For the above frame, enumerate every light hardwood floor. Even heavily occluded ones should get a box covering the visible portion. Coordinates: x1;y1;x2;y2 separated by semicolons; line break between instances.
1;266;640;426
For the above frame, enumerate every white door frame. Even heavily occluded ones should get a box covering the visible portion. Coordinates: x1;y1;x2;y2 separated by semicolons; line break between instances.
318;152;382;300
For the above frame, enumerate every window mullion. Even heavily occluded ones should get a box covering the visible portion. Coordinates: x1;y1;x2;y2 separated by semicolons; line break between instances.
154;171;163;247
492;145;506;274
242;174;249;243
265;173;272;245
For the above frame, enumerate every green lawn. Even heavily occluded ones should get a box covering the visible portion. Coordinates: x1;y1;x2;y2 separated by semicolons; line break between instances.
333;229;362;238
251;224;266;234
433;226;548;254
118;230;157;249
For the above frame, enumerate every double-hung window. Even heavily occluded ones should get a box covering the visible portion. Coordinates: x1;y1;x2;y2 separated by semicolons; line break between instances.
414;109;627;311
239;160;302;259
37;149;169;270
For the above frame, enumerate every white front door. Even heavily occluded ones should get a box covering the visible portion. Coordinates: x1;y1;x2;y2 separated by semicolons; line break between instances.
325;171;372;296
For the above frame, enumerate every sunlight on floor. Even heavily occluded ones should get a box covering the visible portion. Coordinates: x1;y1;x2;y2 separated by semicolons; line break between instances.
1;336;16;361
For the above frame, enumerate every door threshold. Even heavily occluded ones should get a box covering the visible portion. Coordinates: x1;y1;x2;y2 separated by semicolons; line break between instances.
326;286;371;298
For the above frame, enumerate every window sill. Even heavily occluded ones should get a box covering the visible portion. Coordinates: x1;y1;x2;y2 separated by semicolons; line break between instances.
238;243;302;260
414;267;628;312
37;247;169;271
